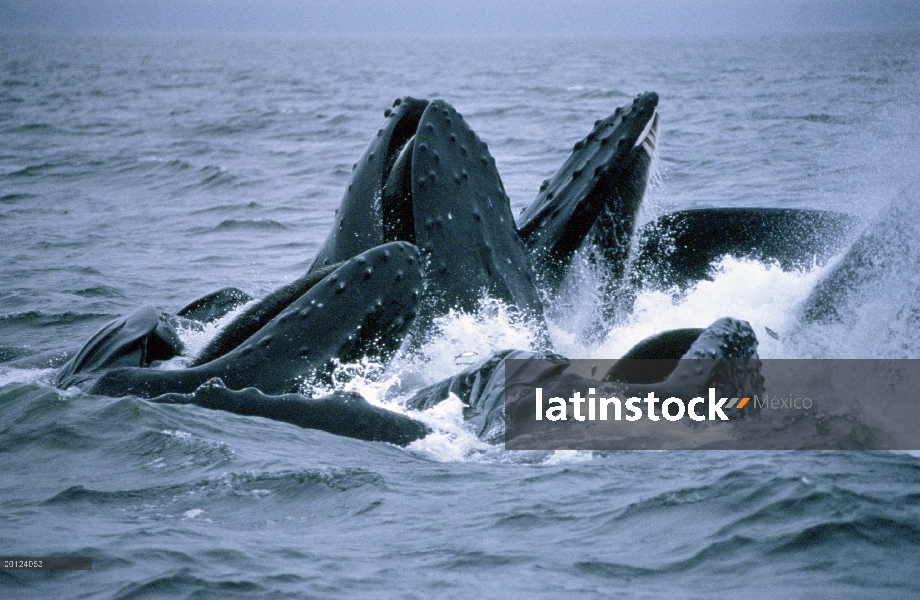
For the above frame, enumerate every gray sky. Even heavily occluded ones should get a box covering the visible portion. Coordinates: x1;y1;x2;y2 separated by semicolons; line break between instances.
2;1;919;36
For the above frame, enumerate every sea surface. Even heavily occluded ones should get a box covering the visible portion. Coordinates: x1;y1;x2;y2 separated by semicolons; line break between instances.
2;32;920;598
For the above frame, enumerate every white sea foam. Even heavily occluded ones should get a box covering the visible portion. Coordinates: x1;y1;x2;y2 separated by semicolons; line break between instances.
596;257;830;360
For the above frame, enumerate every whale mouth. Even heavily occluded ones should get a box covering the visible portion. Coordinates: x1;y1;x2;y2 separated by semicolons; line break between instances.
382;134;417;244
625;109;658;200
633;110;659;155
381;107;424;245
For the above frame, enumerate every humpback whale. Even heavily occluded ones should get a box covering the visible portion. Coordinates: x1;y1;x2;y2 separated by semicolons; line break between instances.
56;305;184;389
518;91;659;290
633;208;860;291
189;263;342;367
175;287;253;324
42;92;876;447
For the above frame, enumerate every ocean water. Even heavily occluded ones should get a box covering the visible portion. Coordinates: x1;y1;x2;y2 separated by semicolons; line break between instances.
2;32;920;598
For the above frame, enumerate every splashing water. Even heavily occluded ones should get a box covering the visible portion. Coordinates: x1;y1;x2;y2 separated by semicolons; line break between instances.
601;258;831;359
546;256;829;360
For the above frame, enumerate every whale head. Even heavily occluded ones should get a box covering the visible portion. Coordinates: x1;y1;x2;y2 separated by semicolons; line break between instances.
518;91;659;288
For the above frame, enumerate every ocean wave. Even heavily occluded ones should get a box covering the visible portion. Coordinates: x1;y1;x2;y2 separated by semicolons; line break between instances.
196;165;239;189
767;515;920;554
0;192;34;202
189;201;263;216
0;383;92;451
0;310;111;327
796;113;852;125
193;116;272;136
133;157;194;175
217;218;287;231
44;468;384;507
189;219;288;234
0;346;32;362
112;571;268;600
4;162;60;178
66;285;127;299
129;428;237;470
5;122;54;133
